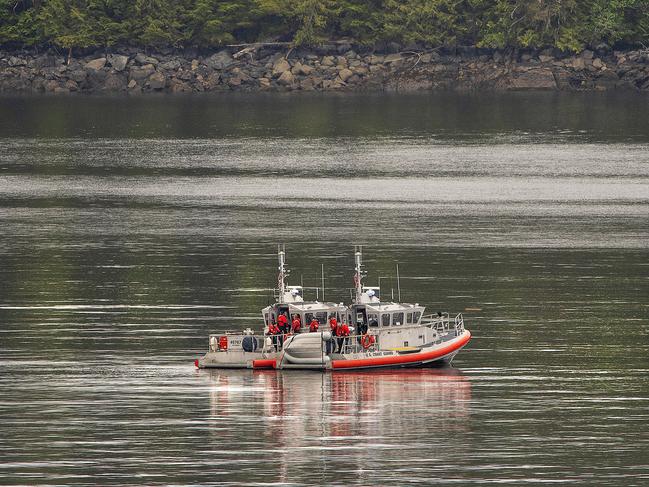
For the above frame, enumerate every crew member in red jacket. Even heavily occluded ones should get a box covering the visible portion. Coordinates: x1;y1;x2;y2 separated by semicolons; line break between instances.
291;315;302;334
336;321;350;353
277;313;290;349
277;313;289;332
268;322;280;351
329;317;337;334
309;318;319;332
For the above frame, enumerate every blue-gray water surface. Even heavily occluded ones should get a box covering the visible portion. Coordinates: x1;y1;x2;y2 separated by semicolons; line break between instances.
0;93;648;486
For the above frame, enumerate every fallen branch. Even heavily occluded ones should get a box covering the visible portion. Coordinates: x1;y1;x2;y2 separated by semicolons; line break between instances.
227;42;293;48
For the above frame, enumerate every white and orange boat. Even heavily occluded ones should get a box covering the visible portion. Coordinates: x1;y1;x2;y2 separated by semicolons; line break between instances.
195;246;471;371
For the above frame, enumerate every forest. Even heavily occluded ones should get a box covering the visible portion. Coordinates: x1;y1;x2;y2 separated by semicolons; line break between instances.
1;0;648;53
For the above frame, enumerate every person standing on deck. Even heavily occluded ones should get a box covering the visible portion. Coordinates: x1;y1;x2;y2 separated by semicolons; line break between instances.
329;317;337;334
268;322;280;351
309;318;319;333
278;312;289;333
276;312;289;349
336;321;350;353
291;314;302;334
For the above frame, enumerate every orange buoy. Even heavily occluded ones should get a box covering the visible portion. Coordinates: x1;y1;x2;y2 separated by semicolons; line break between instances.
360;334;376;349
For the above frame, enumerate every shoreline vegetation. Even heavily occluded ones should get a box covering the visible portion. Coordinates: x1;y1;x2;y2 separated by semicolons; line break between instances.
1;0;648;94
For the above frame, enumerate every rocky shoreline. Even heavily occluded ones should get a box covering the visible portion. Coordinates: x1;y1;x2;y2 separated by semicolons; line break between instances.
1;45;648;94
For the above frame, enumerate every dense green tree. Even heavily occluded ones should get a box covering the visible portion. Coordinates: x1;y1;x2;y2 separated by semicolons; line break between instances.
586;0;649;46
130;0;184;47
478;0;587;51
0;0;42;46
37;0;100;55
0;0;648;52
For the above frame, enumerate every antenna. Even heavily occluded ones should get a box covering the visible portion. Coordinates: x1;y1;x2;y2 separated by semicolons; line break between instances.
321;263;325;301
354;245;363;303
277;244;287;303
396;263;401;302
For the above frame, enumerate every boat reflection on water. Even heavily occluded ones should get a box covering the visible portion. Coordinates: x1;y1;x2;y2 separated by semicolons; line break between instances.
201;368;471;482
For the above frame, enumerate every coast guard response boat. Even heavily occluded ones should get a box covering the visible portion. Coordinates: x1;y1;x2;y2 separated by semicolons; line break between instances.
195;246;471;370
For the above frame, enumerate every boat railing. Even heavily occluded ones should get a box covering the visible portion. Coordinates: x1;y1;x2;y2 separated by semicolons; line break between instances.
420;312;451;332
261;333;286;353
454;313;465;333
329;333;380;355
420;312;465;336
258;332;380;355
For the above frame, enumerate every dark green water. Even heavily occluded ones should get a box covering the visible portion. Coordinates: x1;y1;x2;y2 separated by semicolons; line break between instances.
0;93;648;486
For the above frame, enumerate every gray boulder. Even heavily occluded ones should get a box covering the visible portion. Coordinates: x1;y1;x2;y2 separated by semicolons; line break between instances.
160;59;181;71
595;69;621;90
69;69;87;83
107;54;129;72
570;57;586;70
103;73;126;92
592;58;604;69
510;68;557;90
8;56;27;67
86;69;108;89
44;79;60;92
64;79;79;92
135;53;158;65
148;71;166;90
291;61;313;76
29;55;55;69
277;70;294;85
338;68;353;82
272;58;291;76
205;51;233;70
85;58;107;71
129;64;156;82
177;69;194;81
203;72;221;90
321;56;335;67
259;77;271;89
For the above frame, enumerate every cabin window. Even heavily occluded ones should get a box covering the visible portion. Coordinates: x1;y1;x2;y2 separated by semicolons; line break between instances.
355;312;364;325
368;314;379;328
305;313;314;323
393;312;404;326
381;313;391;327
406;313;413;324
264;313;269;326
316;312;327;323
414;311;421;323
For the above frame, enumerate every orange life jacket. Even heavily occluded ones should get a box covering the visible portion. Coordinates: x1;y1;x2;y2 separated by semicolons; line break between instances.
292;318;301;333
329;318;337;332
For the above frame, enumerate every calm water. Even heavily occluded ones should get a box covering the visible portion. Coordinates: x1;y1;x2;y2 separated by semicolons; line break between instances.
1;93;648;486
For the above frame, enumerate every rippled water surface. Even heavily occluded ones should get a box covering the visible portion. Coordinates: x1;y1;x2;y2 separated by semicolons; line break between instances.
1;93;648;486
